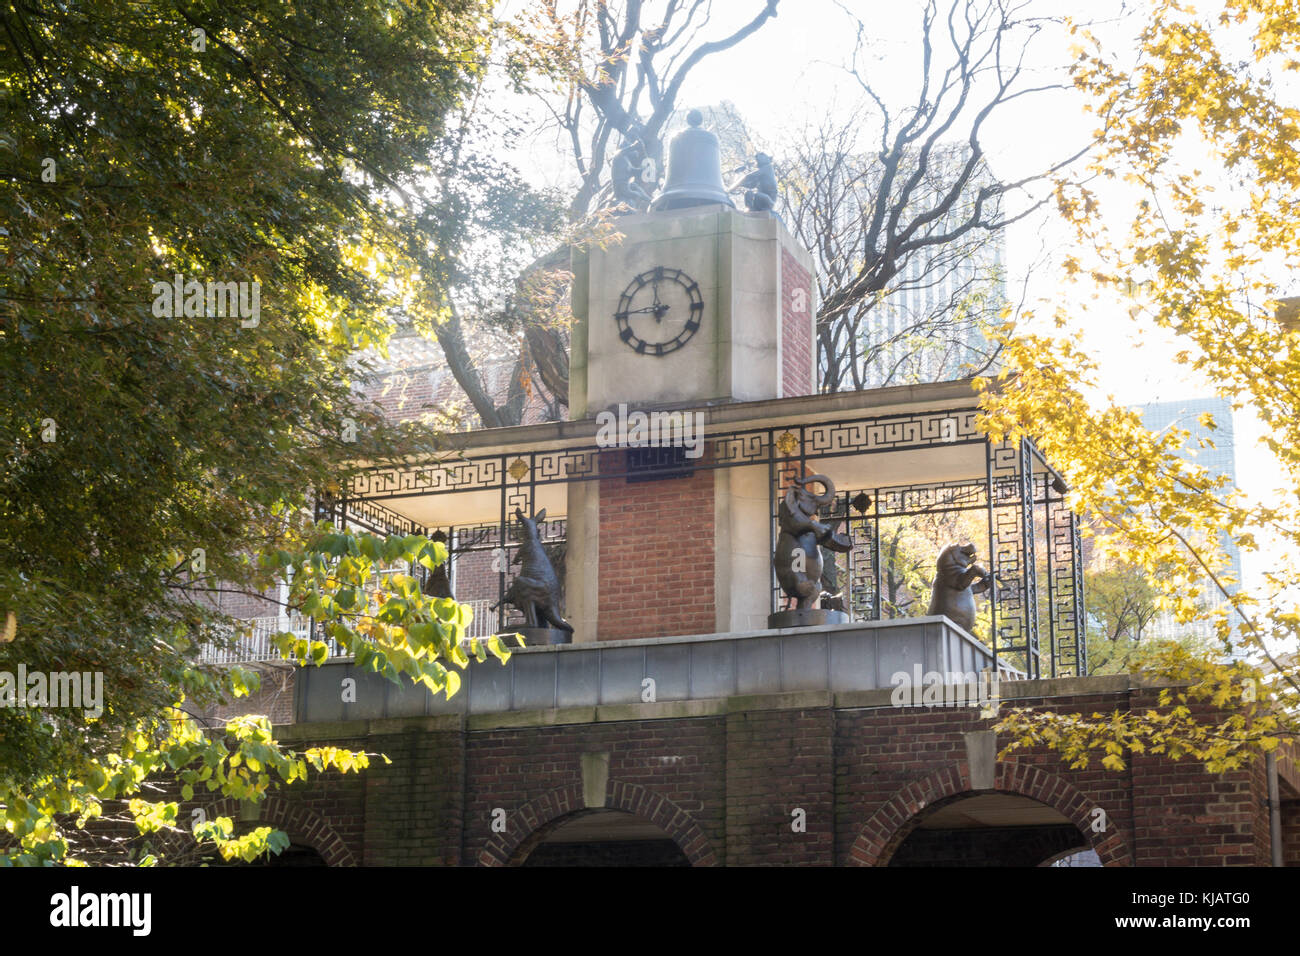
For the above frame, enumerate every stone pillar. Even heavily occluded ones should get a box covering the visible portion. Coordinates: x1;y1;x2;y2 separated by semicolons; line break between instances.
714;463;772;633
566;206;816;640
570;206;816;418
725;695;836;865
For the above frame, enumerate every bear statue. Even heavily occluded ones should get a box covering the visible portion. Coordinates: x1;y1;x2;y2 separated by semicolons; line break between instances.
926;542;993;636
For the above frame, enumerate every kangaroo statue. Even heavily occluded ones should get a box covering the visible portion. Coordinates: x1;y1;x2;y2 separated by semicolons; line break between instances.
492;507;574;634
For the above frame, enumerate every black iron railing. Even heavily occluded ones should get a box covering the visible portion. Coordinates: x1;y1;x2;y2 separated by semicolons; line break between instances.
317;407;1085;678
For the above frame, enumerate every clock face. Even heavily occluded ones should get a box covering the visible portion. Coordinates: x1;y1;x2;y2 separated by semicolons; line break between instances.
614;266;704;356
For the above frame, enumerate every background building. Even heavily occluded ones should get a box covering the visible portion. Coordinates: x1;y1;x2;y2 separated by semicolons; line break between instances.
1139;396;1243;643
859;144;1008;388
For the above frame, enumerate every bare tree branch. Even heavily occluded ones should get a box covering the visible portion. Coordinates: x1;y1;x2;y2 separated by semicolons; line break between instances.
779;0;1093;392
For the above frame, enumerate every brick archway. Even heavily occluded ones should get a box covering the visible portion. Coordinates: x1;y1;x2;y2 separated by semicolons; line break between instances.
478;780;718;867
205;797;358;866
847;762;1132;867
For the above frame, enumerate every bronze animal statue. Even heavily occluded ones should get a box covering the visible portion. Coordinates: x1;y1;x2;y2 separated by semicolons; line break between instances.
610;124;654;213
819;545;846;613
927;543;992;635
774;475;853;609
728;152;777;212
420;529;453;600
491;507;573;634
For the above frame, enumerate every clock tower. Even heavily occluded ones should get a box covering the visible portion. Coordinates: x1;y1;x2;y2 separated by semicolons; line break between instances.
564;112;819;642
569;113;817;418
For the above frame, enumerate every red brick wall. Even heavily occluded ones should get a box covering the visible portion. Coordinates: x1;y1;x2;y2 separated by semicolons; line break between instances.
835;696;1133;865
465;717;726;866
726;705;835;864
203;664;296;725
203;588;280;619
360;337;556;428
137;682;1283;867
187;573;279;621
1128;687;1270;866
360;724;466;866
165;730;370;865
781;248;814;397
1282;801;1300;866
450;548;500;606
596;450;715;641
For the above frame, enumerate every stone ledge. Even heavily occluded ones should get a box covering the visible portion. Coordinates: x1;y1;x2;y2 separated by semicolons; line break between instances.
320;692;854;735
597;699;730;722
273;674;1200;738
725;690;834;713
521;614;978;651
467;706;597;731
273;719;371;742
835;674;1135;711
367;715;464;735
834;688;899;709
294;616;1001;724
466;698;734;731
1002;674;1133;699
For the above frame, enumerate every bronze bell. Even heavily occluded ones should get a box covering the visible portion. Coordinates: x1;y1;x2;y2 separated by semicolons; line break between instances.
649;109;735;212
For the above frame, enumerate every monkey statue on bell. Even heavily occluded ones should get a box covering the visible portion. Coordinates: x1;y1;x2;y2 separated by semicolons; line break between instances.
728;152;778;212
610;124;654;214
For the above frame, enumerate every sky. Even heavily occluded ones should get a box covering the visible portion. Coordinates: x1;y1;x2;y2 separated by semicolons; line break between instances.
505;0;1187;397
497;0;1281;592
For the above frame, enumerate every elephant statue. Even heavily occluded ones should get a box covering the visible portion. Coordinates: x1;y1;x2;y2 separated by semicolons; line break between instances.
774;475;853;610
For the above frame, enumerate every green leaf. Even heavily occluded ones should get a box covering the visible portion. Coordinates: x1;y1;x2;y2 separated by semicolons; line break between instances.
408;622;436;650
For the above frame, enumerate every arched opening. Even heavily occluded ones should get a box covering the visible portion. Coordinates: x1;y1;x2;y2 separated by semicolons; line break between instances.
1042;847;1102;867
887;793;1089;867
519;809;692;867
223;841;329;867
851;764;1131;867
189;798;358;866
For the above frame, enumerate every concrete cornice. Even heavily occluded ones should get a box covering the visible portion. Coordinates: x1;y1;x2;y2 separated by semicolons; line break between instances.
371;377;991;466
275;673;1154;737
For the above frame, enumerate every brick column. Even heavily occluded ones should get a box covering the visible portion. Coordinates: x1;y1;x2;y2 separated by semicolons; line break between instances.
780;248;814;397
725;695;836;865
597;450;716;641
362;718;467;865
